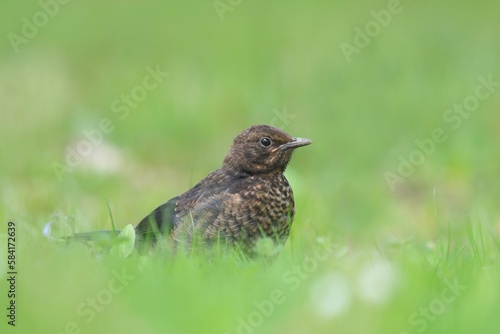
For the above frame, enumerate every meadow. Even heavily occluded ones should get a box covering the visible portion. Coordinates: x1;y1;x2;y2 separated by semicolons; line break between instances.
1;0;499;333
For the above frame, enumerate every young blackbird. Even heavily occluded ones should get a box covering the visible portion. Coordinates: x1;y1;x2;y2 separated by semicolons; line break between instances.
72;125;311;256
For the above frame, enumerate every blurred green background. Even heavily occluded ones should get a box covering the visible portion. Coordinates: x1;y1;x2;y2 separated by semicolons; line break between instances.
1;0;499;333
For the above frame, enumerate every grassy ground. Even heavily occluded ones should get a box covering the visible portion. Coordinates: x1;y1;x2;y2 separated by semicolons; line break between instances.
1;0;500;333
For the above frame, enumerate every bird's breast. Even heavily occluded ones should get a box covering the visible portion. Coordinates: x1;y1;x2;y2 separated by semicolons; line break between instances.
173;172;296;250
222;173;295;243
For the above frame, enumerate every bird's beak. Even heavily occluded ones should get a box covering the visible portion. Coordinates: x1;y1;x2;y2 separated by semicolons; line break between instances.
279;137;312;150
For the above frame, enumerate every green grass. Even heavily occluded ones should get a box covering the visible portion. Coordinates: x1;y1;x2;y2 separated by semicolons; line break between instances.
1;0;500;333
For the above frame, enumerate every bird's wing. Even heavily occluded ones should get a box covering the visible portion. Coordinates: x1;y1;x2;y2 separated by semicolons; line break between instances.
135;170;239;244
171;187;244;245
173;170;235;218
134;196;179;242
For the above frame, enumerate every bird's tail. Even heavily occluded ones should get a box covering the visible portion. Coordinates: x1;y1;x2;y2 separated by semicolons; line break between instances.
66;230;121;242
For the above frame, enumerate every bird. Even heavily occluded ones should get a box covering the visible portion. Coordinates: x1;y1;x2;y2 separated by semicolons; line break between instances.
68;125;312;257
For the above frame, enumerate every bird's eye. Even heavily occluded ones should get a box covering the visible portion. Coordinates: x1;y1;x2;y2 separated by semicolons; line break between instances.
260;137;272;147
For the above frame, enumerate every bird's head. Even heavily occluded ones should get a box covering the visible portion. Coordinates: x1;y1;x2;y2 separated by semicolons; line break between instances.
223;125;312;175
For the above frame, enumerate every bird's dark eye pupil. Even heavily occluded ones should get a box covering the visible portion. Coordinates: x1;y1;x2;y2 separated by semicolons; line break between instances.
260;137;271;147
